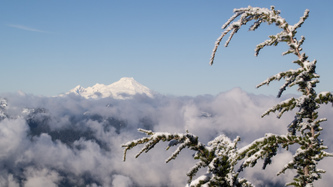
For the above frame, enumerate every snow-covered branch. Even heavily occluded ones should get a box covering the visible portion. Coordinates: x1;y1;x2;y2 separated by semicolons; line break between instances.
261;97;297;118
315;91;333;105
123;5;332;187
123;129;254;186
210;6;309;65
122;129;202;162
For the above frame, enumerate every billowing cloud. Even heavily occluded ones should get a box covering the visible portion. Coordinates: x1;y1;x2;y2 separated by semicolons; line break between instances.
111;175;133;187
24;167;61;187
0;88;332;186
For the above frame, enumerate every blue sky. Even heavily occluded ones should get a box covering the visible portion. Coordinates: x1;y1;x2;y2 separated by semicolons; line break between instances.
1;1;332;96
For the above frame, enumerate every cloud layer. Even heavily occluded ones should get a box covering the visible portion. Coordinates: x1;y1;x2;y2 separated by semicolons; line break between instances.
0;88;332;186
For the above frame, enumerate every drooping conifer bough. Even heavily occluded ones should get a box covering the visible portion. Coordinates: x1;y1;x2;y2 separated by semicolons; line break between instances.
122;6;333;187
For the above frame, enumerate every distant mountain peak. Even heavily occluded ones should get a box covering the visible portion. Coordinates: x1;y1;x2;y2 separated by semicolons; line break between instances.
119;77;135;81
71;85;85;94
66;77;154;99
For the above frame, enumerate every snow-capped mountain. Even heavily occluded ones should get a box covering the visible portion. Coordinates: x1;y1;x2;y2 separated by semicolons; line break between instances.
66;77;154;99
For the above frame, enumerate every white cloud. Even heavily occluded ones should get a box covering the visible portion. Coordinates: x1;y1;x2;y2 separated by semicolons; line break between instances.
0;89;332;186
111;175;133;187
0;118;29;159
8;24;48;33
24;167;61;187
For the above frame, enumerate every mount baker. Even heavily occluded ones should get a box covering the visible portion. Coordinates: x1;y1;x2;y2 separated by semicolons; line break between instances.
65;77;154;99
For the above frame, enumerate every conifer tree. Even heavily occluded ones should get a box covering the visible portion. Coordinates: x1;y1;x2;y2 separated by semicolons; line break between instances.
122;6;332;186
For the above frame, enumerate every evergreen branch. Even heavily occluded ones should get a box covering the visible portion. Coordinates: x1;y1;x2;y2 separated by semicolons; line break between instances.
289;9;310;33
261;97;297;118
282;36;306;56
221;8;245;29
256;68;302;88
292;52;308;66
277;76;296;98
122;129;200;161
123;129;252;187
210;6;312;99
257;68;304;97
255;31;289;56
210;6;286;65
166;138;192;163
315;91;333;105
186;160;207;183
188;135;253;187
237;134;296;172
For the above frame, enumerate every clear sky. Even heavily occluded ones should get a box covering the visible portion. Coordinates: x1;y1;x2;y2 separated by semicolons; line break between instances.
1;1;332;97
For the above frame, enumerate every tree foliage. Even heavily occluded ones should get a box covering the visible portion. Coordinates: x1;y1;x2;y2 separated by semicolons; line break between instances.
122;6;332;187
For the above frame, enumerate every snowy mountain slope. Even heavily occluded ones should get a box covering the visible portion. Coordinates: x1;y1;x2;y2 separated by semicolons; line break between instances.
66;77;154;99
